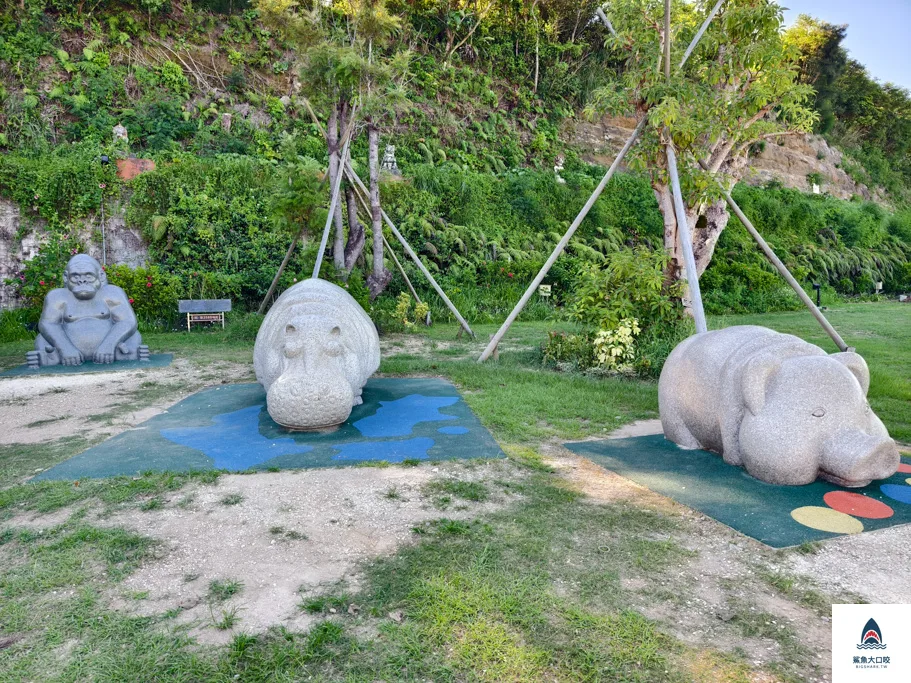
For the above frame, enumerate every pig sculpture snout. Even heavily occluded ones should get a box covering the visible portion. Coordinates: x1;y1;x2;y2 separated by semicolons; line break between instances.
820;429;899;488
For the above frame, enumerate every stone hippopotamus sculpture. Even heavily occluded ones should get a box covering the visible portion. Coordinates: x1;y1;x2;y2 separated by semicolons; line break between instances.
254;278;380;430
658;326;899;487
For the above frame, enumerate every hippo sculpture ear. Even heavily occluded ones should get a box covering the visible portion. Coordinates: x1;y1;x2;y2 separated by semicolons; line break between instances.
740;353;781;416
831;352;870;395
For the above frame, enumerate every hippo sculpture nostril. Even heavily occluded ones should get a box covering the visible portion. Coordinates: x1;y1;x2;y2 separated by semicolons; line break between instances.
659;326;900;486
254;279;380;430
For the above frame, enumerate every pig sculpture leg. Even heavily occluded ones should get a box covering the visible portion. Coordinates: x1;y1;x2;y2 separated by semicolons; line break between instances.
659;326;899;487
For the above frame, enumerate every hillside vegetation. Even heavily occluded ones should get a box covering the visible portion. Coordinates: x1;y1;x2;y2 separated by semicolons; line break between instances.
1;1;909;351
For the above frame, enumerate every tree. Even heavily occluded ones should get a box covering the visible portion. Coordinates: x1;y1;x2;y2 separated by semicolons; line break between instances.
588;0;816;283
783;14;847;134
257;0;407;293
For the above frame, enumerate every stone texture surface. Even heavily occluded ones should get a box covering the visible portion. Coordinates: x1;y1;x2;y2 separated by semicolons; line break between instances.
0;198;148;309
254;279;380;430
658;326;899;486
31;254;144;367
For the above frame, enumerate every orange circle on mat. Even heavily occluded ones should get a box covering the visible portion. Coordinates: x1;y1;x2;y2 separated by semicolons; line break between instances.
898;463;911;474
823;491;894;519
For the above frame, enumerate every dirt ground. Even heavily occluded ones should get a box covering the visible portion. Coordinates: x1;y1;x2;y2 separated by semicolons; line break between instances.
98;461;515;644
2;363;908;681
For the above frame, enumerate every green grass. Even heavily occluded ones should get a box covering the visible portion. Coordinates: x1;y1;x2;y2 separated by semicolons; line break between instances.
0;436;103;489
0;304;902;680
0;470;220;519
208;579;243;602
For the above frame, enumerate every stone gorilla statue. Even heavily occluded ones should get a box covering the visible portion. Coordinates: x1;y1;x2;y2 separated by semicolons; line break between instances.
28;254;147;367
659;326;899;487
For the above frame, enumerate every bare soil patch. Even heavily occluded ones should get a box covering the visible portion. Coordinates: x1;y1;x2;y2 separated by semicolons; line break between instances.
91;461;515;644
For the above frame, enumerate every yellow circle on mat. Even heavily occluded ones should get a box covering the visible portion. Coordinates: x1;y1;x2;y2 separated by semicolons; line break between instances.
791;506;864;534
907;478;911;486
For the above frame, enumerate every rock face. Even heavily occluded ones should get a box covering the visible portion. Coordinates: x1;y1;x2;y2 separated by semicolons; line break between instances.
569;118;879;202
29;253;146;367
254;279;380;430
0;198;147;309
658;326;899;487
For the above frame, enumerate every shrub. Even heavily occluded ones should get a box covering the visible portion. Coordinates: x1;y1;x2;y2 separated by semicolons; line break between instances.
106;264;180;327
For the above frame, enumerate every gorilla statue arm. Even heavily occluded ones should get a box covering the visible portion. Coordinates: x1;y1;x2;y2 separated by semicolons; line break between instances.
94;285;139;364
37;290;84;366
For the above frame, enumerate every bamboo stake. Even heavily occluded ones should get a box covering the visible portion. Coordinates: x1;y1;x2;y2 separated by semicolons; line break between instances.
313;131;354;278
343;168;424;308
477;118;647;362
663;0;671;79
665;143;707;333
343;161;475;338
679;0;724;69
699;165;850;351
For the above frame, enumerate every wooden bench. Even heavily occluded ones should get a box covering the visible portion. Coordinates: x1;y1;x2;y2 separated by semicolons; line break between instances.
179;300;232;330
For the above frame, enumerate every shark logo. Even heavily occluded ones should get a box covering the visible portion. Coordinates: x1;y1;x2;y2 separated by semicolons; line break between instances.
857;618;887;650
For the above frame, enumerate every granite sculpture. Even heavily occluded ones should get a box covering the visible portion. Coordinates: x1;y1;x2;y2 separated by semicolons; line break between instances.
254;278;380;430
27;254;148;368
658;325;899;487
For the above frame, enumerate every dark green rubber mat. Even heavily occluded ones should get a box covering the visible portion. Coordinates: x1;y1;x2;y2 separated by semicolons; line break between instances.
34;378;503;481
1;354;173;376
564;435;911;548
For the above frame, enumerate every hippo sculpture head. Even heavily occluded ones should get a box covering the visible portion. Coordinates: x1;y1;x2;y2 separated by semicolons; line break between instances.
659;325;899;487
254;279;380;430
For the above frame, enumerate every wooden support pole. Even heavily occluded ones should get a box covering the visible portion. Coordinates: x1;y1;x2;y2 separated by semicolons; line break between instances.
595;7;618;37
477;118;647;362
663;0;671;79
679;0;724;68
257;111;358;315
665;143;708;333
313;132;354;279
343;169;424;310
343;162;474;337
707;173;850;351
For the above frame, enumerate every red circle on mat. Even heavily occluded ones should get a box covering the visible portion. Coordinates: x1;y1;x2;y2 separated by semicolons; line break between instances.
898;463;911;474
823;491;894;519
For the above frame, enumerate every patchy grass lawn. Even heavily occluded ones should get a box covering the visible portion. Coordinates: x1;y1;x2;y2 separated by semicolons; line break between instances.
0;302;906;681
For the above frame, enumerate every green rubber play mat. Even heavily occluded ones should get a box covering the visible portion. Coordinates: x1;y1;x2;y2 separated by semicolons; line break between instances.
34;378;503;481
565;435;911;548
1;354;173;376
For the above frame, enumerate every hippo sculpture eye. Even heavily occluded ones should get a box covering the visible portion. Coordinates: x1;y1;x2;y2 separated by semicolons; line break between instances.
811;407;826;418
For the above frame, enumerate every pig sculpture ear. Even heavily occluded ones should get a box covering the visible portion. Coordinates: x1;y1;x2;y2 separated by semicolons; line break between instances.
741;354;781;416
831;352;870;396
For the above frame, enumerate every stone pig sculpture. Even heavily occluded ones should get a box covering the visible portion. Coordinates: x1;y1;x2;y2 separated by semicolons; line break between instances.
254;279;380;430
658;326;899;487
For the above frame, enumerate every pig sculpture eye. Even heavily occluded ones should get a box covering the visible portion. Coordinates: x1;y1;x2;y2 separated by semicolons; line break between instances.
811;407;826;418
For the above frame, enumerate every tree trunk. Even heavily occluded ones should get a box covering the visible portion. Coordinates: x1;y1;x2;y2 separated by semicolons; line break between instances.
654;184;731;303
344;186;366;271
326;102;346;272
693;199;730;276
366;123;391;299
